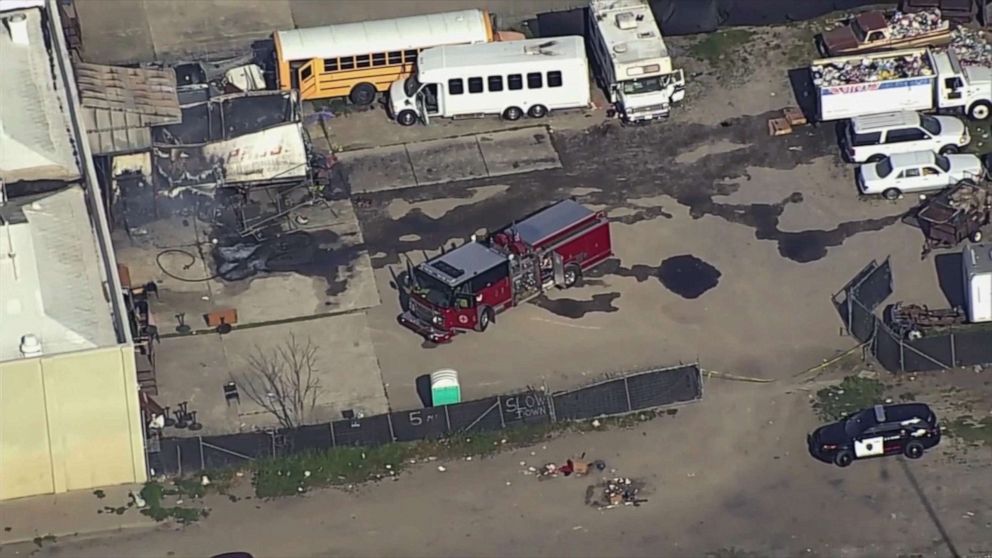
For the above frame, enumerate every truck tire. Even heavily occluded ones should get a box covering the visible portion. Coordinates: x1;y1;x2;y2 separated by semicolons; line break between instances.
349;83;377;105
968;101;991;121
397;110;418;127
502;106;523;121
833;450;853;467
904;441;924;459
476;307;493;332
528;104;548;118
939;145;959;155
562;264;582;288
882;188;901;201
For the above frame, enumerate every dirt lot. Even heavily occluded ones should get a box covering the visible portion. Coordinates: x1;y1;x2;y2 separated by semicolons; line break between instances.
18;370;992;558
14;15;992;558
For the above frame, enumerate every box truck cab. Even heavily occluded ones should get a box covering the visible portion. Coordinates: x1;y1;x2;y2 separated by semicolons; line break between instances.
387;36;591;125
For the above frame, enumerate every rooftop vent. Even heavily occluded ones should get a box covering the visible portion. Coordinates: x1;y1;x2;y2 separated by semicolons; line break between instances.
20;334;42;358
523;40;557;56
615;12;637;30
5;13;29;47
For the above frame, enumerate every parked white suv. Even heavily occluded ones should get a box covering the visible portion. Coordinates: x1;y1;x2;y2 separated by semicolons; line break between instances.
856;151;986;199
843;111;971;164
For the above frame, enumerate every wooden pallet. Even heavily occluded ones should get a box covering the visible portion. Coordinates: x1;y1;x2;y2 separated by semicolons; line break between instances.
768;118;792;136
783;106;807;127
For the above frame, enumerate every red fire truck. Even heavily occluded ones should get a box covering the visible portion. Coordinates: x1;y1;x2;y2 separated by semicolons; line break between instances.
398;199;613;343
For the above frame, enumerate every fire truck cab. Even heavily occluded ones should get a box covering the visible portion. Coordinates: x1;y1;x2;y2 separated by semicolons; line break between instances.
399;199;612;343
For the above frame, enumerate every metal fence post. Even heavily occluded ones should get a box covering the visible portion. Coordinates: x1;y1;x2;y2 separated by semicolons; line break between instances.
950;331;956;368
498;396;506;429
328;421;336;448
386;413;396;442
623;377;633;413
899;338;906;373
198;436;205;471
443;405;451;435
177;444;183;477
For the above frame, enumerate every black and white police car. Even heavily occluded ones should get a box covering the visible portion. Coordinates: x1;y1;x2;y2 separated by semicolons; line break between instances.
808;403;941;467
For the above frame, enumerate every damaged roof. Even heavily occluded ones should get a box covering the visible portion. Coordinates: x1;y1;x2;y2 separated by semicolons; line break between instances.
75;62;182;155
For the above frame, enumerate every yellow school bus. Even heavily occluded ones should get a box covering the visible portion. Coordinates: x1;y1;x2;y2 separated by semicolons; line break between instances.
273;9;494;104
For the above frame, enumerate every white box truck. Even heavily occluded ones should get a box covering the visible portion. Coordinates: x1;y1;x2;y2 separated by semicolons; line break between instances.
810;48;992;122
963;243;992;323
588;0;685;123
387;36;591;126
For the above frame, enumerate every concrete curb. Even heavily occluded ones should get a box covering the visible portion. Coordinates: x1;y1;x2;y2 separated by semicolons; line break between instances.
0;519;158;547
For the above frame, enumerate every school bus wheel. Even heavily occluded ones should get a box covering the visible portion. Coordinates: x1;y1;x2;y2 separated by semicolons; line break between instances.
349;83;377;105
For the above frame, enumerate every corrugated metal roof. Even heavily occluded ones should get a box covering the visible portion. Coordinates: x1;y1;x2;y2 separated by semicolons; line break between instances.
75;63;181;155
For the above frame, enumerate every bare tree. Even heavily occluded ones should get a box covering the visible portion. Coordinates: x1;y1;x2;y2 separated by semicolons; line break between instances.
236;334;323;429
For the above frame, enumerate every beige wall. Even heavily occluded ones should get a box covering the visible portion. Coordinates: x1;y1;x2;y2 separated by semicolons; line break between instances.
0;346;146;501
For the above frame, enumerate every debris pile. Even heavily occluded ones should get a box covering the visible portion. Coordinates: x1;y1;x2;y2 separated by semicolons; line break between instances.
812;53;933;87
536;457;606;479
587;477;647;509
887;9;943;40
949;27;992;67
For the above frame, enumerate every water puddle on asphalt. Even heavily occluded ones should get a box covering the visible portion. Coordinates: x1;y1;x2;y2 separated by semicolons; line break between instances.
657;255;721;299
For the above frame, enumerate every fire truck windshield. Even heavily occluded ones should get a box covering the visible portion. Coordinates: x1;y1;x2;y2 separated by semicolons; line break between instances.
411;268;455;307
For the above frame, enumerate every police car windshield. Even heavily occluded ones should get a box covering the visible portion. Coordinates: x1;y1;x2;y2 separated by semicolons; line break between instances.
844;409;879;437
411;268;453;307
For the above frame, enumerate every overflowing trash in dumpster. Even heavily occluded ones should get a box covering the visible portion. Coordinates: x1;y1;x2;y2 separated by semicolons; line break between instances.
812;52;933;87
948;27;992;67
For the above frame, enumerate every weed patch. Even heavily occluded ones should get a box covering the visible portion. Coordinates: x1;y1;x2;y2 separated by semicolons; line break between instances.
813;375;886;421
688;29;756;69
946;415;992;446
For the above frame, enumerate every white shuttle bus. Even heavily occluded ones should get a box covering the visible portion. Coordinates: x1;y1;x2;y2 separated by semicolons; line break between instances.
387;36;591;125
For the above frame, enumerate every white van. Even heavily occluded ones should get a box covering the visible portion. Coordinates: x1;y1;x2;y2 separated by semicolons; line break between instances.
842;111;970;164
387;36;591;125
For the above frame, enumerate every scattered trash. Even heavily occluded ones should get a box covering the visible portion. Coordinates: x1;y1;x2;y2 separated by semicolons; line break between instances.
384;465;391;470
506;481;512;486
130;491;146;508
437;465;446;472
465;456;472;461
591;419;601;428
200;475;211;486
520;461;527;467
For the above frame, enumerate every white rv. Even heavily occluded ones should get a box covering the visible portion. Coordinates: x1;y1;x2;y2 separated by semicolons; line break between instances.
387;36;591;125
588;0;685;123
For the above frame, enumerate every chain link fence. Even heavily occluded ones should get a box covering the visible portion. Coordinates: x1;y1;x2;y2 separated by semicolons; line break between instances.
834;258;992;374
148;364;702;477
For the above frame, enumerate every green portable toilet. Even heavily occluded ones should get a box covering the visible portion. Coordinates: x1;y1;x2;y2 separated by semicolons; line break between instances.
430;369;461;406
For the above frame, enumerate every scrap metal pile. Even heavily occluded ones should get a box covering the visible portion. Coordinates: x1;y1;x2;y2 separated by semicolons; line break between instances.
812;52;933;86
888;8;944;39
888;302;965;339
915;180;992;255
949;27;992;67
